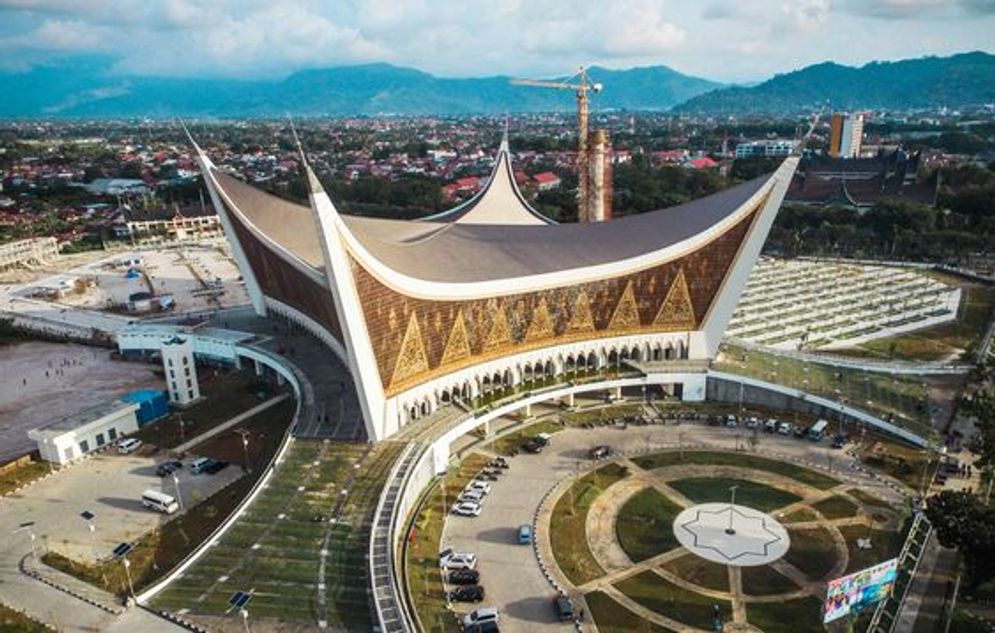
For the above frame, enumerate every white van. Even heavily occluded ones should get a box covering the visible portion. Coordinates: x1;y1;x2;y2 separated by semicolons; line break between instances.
117;438;142;454
141;489;179;514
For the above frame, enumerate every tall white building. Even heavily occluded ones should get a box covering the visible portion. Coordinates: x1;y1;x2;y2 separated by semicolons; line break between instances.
829;112;865;159
162;336;201;407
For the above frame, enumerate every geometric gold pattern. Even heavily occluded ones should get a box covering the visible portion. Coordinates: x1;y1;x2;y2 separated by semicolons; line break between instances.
483;305;511;351
607;281;641;331
566;291;596;334
525;298;556;341
653;269;696;329
390;311;429;387
440;309;472;365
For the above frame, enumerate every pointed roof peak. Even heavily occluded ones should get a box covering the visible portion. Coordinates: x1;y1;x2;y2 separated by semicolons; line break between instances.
499;115;509;153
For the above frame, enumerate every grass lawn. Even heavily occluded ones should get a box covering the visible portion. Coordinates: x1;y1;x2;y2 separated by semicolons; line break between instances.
780;507;821;523
847;488;894;510
839;525;904;575
740;565;800;595
857;439;931;490
44;399;295;597
812;495;860;520
615;570;731;630
486;419;564;456
0;460;52;496
615;487;683;563
585;591;669;633
660;554;729;592
668;477;802;513
406;453;491;633
632;451;839;490
550;462;630;585
746;596;825;633
783;527;839;581
0;602;50;633
132;369;278;449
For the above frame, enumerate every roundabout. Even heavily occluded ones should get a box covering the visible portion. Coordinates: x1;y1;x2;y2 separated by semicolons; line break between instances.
426;407;910;633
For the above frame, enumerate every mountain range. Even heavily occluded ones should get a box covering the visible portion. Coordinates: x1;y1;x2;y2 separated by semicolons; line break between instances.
0;52;992;118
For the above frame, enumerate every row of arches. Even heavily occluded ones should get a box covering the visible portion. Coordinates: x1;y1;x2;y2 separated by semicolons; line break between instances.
402;338;689;425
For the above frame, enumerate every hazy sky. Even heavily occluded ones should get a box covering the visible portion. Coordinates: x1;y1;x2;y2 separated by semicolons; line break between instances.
0;0;993;82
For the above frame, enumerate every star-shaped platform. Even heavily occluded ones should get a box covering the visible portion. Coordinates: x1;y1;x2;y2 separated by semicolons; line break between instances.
674;503;790;566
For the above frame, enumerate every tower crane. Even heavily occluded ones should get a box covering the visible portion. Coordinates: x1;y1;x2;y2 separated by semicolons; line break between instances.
511;67;603;222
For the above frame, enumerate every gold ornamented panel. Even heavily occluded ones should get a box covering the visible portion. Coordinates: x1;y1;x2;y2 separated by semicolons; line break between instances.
351;205;760;396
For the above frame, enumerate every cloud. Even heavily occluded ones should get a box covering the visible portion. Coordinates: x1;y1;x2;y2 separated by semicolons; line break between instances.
839;0;995;18
780;0;830;29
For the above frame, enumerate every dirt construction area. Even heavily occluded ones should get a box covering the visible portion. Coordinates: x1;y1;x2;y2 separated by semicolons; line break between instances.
0;448;242;563
0;341;162;462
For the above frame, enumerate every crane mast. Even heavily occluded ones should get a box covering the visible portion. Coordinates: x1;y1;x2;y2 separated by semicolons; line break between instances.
511;67;604;222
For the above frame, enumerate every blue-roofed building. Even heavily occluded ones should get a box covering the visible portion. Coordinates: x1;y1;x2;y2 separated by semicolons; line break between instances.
121;389;170;426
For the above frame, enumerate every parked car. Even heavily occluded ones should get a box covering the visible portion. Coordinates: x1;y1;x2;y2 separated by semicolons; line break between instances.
440;550;477;570
745;416;760;429
521;440;543;454
724;414;738;427
589;445;611;460
189;456;212;474
465;480;491;495
764;418;778;433
117;438;143;454
450;585;485;603
777;422;793;436
462;608;499;629
553;596;575;621
460;488;486;503
831;434;848;449
448;568;480;585
155;460;183;477
517;524;533;545
451;501;482;517
463;623;499;633
204;459;229;474
535;433;552;447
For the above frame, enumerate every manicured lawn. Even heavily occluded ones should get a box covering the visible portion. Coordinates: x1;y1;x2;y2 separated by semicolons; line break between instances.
660;554;729;592
847;487;894;510
632;451;839;490
780;507;821;523
812;495;860;520
615;570;731;630
668;477;802;513
0;602;50;633
839;525;904;575
746;596;825;633
550;462;629;585
615;487;683;563
740;565;800;595
486;419;564;456
783;527;839;581
406;453;491;633
585;591;669;633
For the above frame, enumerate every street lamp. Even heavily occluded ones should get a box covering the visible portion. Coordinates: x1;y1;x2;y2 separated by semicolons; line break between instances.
228;590;253;633
725;485;738;535
171;473;184;511
80;510;98;562
112;542;136;604
235;428;251;472
13;521;38;564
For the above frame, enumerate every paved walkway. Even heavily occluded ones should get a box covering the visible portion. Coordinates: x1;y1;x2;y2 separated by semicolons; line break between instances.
173;392;288;453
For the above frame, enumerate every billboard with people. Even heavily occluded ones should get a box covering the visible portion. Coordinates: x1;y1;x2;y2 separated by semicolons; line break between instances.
824;558;898;623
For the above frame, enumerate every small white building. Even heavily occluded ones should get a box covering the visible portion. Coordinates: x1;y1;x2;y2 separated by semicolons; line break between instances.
162;335;201;407
28;401;140;465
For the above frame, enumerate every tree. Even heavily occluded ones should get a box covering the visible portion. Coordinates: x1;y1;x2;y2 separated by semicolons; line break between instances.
925;491;995;588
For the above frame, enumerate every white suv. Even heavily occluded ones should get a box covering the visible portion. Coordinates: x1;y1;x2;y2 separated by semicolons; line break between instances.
440;551;477;570
117;438;142;454
463;608;499;628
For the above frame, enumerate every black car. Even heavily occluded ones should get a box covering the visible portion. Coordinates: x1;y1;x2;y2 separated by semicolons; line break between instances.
464;622;499;633
553;595;575;621
155;461;182;477
521;440;543;454
450;585;485;603
448;568;480;585
204;459;229;474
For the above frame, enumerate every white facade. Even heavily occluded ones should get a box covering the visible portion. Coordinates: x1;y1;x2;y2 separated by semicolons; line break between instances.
0;237;59;271
162;336;201;407
840;114;865;159
28;401;139;465
735;140;794;159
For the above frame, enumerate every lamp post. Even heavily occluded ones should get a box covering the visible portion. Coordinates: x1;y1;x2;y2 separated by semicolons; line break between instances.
113;542;136;604
13;522;38;564
171;472;184;511
725;485;738;535
228;590;253;632
235;428;251;472
80;510;98;562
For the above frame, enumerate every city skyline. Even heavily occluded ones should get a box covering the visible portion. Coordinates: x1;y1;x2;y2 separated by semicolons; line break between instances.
0;0;993;83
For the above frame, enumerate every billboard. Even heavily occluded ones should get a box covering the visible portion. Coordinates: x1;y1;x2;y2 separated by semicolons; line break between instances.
824;557;898;624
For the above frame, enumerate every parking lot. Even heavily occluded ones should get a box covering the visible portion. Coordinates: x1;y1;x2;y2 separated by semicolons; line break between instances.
0;447;242;564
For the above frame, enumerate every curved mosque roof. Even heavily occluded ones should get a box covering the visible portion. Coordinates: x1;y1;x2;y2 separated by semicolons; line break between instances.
207;139;776;285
